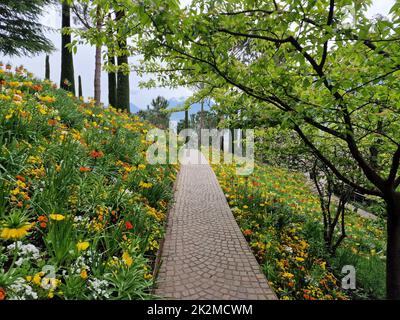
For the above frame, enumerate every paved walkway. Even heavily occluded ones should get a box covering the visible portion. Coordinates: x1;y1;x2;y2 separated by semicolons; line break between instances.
155;149;277;300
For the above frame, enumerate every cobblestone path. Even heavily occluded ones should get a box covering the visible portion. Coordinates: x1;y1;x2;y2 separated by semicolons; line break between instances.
155;150;277;300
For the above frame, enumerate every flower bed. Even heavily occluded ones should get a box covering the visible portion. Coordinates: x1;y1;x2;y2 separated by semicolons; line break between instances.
213;162;386;300
0;65;178;300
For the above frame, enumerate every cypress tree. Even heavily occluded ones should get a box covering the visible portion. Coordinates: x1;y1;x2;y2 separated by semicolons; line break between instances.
45;55;50;79
0;0;53;56
184;108;189;144
60;2;75;94
78;75;83;98
115;10;129;112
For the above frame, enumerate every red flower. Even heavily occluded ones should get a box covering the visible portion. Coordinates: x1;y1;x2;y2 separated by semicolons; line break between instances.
79;166;92;172
125;221;134;230
89;150;104;159
0;287;6;300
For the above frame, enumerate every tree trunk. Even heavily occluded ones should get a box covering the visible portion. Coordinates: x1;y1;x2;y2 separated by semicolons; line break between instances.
115;10;130;112
386;192;400;299
60;3;75;94
108;51;117;107
94;5;102;105
230;127;235;154
94;44;101;104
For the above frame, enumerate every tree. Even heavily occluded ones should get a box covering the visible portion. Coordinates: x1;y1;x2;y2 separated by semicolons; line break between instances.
72;1;105;105
138;96;170;129
45;55;50;79
115;9;130;112
0;0;54;56
78;75;83;97
60;1;75;94
130;0;400;299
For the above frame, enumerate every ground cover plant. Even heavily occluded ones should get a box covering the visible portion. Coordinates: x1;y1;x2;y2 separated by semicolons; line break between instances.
213;162;386;300
0;64;178;300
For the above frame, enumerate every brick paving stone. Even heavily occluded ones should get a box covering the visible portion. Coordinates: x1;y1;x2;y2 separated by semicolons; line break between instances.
155;149;277;300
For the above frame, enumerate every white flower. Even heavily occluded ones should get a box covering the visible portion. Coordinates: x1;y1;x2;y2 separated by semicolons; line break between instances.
88;278;110;299
8;278;38;300
284;245;293;254
7;242;41;266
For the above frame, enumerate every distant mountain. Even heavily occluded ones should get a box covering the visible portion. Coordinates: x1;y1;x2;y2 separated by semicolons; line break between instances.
130;97;213;120
129;103;141;114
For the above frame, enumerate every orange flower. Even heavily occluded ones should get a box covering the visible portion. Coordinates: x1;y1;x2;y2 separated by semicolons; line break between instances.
38;215;48;222
32;84;43;91
79;166;92;172
0;287;6;300
40;222;47;228
16;175;26;182
48;119;58;126
243;229;253;236
89;150;104;159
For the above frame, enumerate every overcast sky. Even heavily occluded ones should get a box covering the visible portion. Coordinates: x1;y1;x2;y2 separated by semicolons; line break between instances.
0;0;395;110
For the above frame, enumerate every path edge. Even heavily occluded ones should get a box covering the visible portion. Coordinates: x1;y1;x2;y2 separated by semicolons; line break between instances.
209;166;279;300
151;166;181;295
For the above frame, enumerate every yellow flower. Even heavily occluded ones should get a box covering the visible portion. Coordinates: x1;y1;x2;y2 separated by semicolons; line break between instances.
138;164;146;170
122;251;133;267
144;273;153;280
0;223;33;240
243;205;248;209
282;272;295;279
295;257;305;262
38;95;56;103
0;94;11;101
26;276;32;282
49;214;65;221
32;272;44;285
80;269;88;280
139;181;153;189
8;81;20;87
76;241;90;251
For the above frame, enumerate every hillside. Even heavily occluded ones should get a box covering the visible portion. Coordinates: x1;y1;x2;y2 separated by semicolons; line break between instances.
0;64;178;300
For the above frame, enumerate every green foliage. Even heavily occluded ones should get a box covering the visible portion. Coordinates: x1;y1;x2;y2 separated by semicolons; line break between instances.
138;96;170;129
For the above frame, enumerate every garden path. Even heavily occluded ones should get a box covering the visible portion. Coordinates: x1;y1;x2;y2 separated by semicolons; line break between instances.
155;149;277;299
